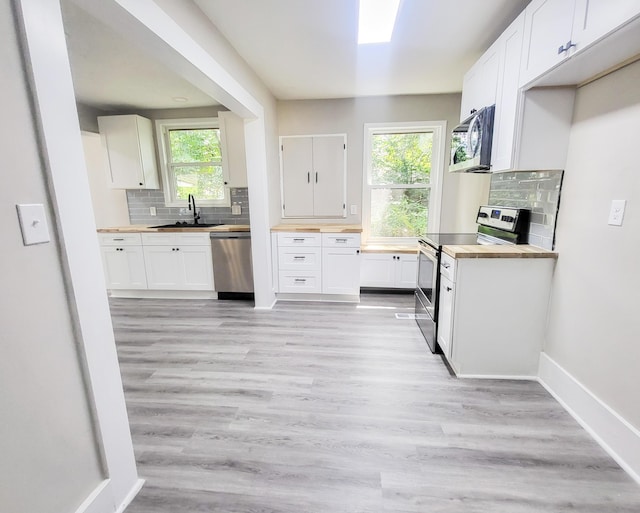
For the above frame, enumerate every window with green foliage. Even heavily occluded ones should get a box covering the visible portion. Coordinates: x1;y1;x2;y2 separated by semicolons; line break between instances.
364;122;444;243
157;118;229;206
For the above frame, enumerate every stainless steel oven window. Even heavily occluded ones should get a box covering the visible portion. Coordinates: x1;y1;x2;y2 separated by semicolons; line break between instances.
417;242;438;312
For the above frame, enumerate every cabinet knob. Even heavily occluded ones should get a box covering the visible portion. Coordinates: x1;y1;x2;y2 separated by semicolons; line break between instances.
139;182;143;186
356;250;360;254
446;286;452;292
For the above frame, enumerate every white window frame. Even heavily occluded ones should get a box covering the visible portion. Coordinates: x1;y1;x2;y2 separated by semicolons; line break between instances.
362;121;446;245
155;117;230;207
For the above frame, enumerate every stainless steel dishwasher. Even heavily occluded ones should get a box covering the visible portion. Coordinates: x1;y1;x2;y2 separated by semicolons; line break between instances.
210;232;254;298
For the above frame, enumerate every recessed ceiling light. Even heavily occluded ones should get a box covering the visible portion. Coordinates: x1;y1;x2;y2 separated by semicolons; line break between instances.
172;96;188;102
358;0;401;45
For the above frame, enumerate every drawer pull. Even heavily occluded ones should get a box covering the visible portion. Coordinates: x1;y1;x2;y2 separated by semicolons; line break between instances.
293;256;306;260
293;238;305;242
294;278;307;283
113;238;124;241
335;238;348;243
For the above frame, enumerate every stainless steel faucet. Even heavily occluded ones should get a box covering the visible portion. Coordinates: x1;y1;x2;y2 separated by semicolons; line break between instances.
187;194;200;225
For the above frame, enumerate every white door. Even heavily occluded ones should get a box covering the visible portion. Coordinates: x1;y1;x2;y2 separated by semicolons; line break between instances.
312;135;345;217
101;246;147;289
520;0;576;86
360;253;395;288
143;246;182;289
492;13;525;172
322;247;361;295
437;274;455;359
180;246;214;290
98;116;145;188
572;0;640;49
281;137;313;217
395;254;418;289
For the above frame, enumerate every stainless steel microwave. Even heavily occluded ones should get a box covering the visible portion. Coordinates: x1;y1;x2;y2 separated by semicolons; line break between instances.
449;104;495;173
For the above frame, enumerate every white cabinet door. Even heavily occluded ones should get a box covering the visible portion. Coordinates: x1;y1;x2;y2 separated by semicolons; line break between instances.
459;41;501;122
219;110;248;188
97;115;159;189
572;0;640;49
143;246;182;289
322;247;361;295
395;254;418;289
312;136;346;217
281;137;313;217
360;253;395;288
520;0;576;87
437;274;455;359
180;246;214;290
281;135;346;218
491;13;525;172
101;246;147;290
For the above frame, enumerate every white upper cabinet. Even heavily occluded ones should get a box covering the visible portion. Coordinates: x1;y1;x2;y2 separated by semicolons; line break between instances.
218;110;248;188
97;114;159;189
520;0;577;87
491;13;525;172
572;0;640;50
459;39;501;122
280;135;346;218
520;0;640;87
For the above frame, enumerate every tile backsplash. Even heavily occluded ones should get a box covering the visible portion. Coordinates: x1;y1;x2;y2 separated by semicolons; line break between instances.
127;187;250;225
488;170;564;250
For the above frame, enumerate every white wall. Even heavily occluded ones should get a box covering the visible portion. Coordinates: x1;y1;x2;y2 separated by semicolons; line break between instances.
544;60;640;428
277;94;490;231
82;131;130;228
0;3;104;512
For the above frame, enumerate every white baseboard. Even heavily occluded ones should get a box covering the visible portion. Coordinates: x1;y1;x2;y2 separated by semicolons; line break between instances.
108;289;217;299
115;479;145;513
74;478;145;513
538;352;640;484
456;373;537;380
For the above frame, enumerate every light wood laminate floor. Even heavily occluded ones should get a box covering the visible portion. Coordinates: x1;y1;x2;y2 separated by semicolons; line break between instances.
109;294;640;512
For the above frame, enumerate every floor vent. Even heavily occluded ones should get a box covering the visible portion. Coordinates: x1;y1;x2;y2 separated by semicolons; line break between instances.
395;313;418;320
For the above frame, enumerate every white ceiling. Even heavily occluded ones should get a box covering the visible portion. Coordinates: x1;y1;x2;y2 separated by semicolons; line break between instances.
61;0;530;110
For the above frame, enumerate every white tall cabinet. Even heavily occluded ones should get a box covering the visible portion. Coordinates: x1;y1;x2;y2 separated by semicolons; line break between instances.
280;135;346;218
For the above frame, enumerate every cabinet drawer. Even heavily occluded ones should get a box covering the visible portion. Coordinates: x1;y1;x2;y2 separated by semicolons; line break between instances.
99;233;142;246
278;247;322;271
278;271;322;293
277;232;322;247
440;252;457;282
322;233;360;248
141;232;210;246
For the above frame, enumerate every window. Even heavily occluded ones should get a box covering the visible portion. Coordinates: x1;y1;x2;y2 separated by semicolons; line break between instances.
156;118;229;206
363;122;445;244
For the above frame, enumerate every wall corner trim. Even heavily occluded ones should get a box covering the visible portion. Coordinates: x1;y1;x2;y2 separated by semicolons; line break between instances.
538;352;640;484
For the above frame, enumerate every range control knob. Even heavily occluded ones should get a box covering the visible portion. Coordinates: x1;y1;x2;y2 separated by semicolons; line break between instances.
501;215;515;223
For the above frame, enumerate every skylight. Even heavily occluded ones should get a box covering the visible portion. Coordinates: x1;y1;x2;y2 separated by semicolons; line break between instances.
357;0;401;45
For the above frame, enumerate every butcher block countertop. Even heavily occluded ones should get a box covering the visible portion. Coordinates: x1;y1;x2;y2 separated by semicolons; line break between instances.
442;244;558;259
271;224;363;233
361;244;417;254
97;224;250;233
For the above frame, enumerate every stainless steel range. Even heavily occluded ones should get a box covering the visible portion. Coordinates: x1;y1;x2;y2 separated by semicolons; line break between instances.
415;206;530;353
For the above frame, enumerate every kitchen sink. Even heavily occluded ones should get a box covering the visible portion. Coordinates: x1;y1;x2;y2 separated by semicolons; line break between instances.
149;223;223;229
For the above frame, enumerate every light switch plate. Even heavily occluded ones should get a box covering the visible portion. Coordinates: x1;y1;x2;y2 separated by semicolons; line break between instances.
149;206;157;216
350;205;357;215
16;203;50;245
608;199;626;226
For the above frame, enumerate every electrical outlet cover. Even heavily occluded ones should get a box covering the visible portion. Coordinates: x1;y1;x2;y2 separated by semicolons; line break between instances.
608;199;626;226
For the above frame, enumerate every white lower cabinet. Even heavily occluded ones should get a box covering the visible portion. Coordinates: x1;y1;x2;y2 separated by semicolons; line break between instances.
99;231;213;292
439;255;555;378
100;246;147;289
273;231;361;297
322;247;360;295
360;253;417;289
99;233;147;290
